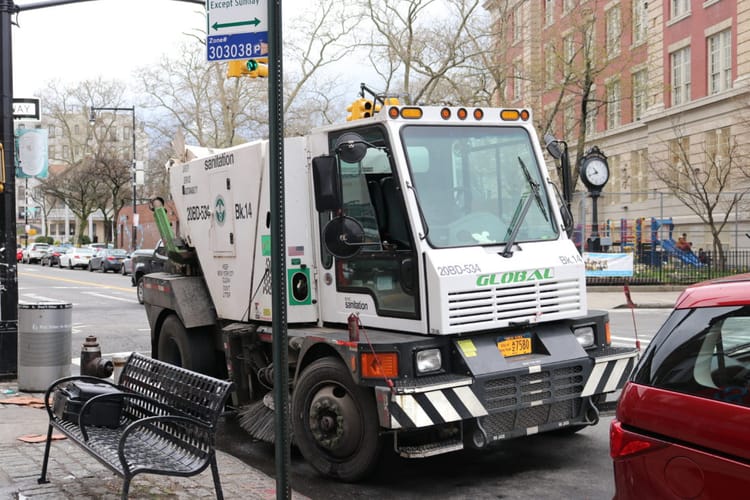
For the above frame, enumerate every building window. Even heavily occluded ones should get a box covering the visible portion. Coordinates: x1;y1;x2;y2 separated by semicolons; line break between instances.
606;79;621;129
631;149;647;201
545;44;556;88
704;127;729;192
671;0;689;19
513;4;523;43
708;30;731;95
605;6;621;59
563;34;575;65
632;69;647;121
563;100;575;137
563;0;575;14
633;1;647;44
671;46;691;106
48;126;55;138
585;96;597;135
545;0;554;26
513;63;524;101
63;145;69;159
669;137;690;190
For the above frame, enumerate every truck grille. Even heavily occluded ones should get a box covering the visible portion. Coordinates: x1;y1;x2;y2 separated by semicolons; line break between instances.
447;278;581;327
483;365;585;411
482;399;582;437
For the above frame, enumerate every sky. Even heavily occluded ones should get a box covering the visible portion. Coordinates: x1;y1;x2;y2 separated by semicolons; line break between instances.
11;0;302;99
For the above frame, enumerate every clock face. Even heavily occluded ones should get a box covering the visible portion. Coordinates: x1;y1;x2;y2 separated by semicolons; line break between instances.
583;158;609;187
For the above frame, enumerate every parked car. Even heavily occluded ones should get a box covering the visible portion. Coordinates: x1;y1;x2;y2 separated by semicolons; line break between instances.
611;273;750;499
121;249;154;276
40;246;67;267
21;242;49;264
131;242;168;304
88;248;128;273
16;247;23;262
58;247;95;269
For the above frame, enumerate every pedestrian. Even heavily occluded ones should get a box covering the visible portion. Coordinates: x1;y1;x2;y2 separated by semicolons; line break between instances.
676;233;693;253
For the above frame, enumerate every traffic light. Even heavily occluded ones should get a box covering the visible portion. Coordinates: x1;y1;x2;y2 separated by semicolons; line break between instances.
346;98;374;121
226;58;269;78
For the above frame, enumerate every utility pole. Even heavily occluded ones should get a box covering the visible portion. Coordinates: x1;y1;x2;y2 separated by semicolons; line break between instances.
0;0;19;376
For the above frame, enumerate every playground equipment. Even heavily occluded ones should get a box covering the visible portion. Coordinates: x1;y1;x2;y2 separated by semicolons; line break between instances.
634;217;703;267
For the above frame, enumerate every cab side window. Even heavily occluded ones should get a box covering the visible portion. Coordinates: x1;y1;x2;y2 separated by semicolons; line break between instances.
325;127;418;319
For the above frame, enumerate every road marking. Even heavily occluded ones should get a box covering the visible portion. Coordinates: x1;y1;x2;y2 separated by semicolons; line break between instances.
18;271;134;292
82;291;135;303
21;293;62;302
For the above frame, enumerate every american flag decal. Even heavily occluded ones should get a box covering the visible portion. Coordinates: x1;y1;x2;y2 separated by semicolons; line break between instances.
287;245;304;256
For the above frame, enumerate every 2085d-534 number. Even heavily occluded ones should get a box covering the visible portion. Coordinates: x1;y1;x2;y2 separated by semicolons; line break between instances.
437;264;482;276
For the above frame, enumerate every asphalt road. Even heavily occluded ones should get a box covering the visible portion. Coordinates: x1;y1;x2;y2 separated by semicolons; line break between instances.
17;263;149;357
15;263;672;499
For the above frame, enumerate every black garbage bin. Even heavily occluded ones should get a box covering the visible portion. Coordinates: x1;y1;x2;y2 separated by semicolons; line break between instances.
0;320;17;378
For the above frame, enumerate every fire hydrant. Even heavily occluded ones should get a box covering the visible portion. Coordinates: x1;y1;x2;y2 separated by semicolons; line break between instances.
80;335;114;378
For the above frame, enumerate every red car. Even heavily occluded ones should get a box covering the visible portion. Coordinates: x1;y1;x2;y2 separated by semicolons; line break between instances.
611;274;750;499
16;247;22;262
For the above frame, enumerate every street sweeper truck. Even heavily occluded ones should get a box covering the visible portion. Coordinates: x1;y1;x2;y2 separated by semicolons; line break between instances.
141;94;639;481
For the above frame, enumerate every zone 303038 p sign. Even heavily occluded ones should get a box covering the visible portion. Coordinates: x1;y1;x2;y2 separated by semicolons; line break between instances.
206;0;269;62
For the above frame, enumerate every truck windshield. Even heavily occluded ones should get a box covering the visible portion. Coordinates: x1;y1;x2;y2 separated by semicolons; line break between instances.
402;125;557;248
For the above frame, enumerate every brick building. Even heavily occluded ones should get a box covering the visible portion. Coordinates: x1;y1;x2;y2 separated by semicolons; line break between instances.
489;0;750;251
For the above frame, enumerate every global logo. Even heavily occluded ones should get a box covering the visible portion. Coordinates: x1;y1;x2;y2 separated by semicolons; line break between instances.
214;195;226;226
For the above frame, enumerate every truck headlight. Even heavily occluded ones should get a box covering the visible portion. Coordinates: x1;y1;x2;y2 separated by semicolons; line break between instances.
574;326;595;348
416;349;442;374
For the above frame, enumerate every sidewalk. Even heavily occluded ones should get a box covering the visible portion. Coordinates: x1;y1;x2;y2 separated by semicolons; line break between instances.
0;287;682;499
0;382;308;500
586;285;685;310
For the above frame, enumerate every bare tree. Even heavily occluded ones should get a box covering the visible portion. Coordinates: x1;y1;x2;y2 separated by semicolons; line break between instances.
531;1;637;186
41;78;136;244
361;0;498;105
39;161;103;245
649;122;750;267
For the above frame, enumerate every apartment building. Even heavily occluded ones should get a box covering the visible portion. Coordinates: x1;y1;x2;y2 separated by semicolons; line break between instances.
490;0;750;251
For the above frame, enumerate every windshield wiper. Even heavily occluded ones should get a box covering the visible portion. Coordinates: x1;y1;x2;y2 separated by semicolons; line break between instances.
502;157;547;258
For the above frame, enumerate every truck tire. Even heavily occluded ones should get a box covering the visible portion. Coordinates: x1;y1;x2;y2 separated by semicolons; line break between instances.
292;357;382;482
157;315;216;375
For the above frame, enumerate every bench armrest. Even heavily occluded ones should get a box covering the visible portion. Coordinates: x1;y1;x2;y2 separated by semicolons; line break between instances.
117;414;214;476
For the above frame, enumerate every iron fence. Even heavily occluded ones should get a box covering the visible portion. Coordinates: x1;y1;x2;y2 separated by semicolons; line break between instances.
586;249;750;286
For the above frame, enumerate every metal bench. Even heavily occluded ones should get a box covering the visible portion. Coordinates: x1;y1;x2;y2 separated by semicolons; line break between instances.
39;352;234;500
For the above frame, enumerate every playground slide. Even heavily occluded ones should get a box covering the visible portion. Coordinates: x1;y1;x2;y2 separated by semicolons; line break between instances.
662;239;703;266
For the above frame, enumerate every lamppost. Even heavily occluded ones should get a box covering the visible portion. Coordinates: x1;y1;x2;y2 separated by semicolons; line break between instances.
89;106;137;251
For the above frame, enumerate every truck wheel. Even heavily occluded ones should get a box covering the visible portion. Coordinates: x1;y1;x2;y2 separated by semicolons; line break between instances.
292;357;382;482
136;278;145;304
157;315;216;375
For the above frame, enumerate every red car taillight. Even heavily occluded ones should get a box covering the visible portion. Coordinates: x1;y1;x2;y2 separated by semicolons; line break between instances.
610;419;667;459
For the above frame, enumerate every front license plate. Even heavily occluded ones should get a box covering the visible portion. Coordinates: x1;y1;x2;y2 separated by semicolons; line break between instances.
498;335;532;357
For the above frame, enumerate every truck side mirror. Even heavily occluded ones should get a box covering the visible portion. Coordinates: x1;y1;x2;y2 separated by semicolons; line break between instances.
312;155;342;212
322;216;365;259
334;132;368;163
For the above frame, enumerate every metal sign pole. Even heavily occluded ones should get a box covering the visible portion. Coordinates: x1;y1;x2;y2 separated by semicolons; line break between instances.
267;0;290;498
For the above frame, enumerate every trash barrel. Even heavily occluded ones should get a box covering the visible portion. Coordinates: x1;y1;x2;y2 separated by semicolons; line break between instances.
17;302;73;391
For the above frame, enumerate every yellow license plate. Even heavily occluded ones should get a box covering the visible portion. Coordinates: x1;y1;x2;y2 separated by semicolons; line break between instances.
497;336;532;357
